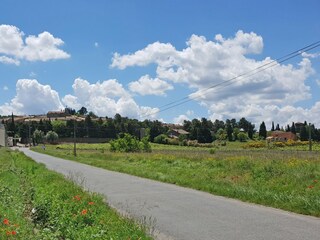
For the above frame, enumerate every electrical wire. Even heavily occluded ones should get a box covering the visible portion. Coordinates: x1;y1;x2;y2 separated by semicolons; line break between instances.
140;40;320;119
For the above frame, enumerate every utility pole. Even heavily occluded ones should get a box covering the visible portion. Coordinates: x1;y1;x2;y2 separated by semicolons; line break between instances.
308;123;312;151
73;119;77;157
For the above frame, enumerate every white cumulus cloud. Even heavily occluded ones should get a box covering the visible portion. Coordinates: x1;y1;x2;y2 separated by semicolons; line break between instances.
0;24;70;65
129;75;173;96
62;78;159;119
111;30;319;127
0;79;64;115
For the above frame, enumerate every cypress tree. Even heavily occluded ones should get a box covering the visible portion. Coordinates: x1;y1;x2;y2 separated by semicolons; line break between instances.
259;121;267;139
291;122;296;134
271;121;275;131
300;126;308;141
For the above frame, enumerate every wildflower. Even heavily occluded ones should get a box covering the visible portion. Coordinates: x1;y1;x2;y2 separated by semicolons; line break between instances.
313;180;318;183
73;195;81;201
6;231;11;236
88;202;94;205
81;209;88;215
3;218;9;225
307;185;314;189
11;230;17;235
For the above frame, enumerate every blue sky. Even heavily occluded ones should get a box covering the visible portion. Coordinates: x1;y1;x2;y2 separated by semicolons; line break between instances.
1;0;320;128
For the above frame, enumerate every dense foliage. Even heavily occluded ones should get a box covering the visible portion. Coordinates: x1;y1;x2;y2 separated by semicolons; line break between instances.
2;110;320;144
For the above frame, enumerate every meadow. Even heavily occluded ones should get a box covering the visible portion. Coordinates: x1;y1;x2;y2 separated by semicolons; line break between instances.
32;142;320;217
0;148;151;239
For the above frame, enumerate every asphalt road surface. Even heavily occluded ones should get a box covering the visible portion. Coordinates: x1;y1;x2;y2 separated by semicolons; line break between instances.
18;148;319;240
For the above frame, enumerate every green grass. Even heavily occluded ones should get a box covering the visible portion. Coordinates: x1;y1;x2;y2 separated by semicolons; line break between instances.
32;143;320;217
0;148;151;239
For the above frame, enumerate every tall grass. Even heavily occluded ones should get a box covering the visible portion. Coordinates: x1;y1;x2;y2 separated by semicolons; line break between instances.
0;148;151;239
33;143;320;217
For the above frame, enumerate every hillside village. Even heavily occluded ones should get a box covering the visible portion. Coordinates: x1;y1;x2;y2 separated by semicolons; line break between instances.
1;107;319;147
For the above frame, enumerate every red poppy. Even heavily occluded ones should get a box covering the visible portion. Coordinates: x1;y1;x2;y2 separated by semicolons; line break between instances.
81;209;88;215
3;218;9;225
313;180;318;183
11;231;17;235
73;195;81;201
307;185;314;189
88;202;94;205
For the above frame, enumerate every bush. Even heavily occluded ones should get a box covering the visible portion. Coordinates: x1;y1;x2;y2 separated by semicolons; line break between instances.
45;131;59;144
274;142;286;148
33;129;45;144
154;134;168;144
110;134;152;152
243;141;265;149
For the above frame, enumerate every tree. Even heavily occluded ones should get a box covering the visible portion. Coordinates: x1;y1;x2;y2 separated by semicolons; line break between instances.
238;132;248;142
300;125;308;141
46;131;59;144
33;129;45;144
275;123;280;131
291;122;296;134
77;106;88;115
259;122;267;139
226;122;233;141
271;121;275;131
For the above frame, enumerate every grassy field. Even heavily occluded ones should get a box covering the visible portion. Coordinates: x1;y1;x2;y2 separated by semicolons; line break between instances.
32;142;320;217
0;148;151;239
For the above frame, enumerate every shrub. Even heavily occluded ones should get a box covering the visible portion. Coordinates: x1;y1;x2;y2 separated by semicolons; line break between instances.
154;134;168;144
243;141;265;149
274;142;286;148
238;132;248;142
110;134;151;152
45;131;59;144
33;129;45;144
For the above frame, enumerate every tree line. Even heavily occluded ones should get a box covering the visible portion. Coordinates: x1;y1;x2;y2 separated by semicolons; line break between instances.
2;109;320;144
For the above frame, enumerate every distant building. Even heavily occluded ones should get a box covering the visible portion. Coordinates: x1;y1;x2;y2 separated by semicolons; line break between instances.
168;129;189;138
267;131;297;142
47;109;71;118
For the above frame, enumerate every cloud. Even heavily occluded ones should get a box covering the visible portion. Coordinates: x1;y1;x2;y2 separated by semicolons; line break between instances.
3;86;8;91
62;78;159;119
0;24;70;65
94;42;99;47
173;114;190;125
301;52;320;58
316;79;320;87
129;75;173;96
111;30;318;127
0;55;20;65
0;79;64;115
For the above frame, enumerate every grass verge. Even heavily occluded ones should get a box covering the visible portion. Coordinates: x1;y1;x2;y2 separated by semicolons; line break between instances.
32;143;320;217
0;148;151;239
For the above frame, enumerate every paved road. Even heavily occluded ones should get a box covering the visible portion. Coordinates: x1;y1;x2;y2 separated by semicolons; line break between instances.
19;148;319;240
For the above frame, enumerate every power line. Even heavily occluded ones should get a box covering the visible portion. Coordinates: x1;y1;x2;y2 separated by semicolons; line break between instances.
140;40;320;119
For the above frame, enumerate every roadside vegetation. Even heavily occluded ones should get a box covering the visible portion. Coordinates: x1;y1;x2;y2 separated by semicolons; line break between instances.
0;148;151;239
33;141;320;217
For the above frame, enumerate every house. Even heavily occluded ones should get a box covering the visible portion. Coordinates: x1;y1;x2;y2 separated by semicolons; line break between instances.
47;109;70;118
267;131;297;142
168;129;189;139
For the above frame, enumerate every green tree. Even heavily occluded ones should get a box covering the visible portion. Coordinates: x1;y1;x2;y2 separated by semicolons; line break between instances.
238;132;248;142
33;129;45;144
300;125;308;141
291;122;296;134
46;131;59;144
226;122;233;141
259;122;267;139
